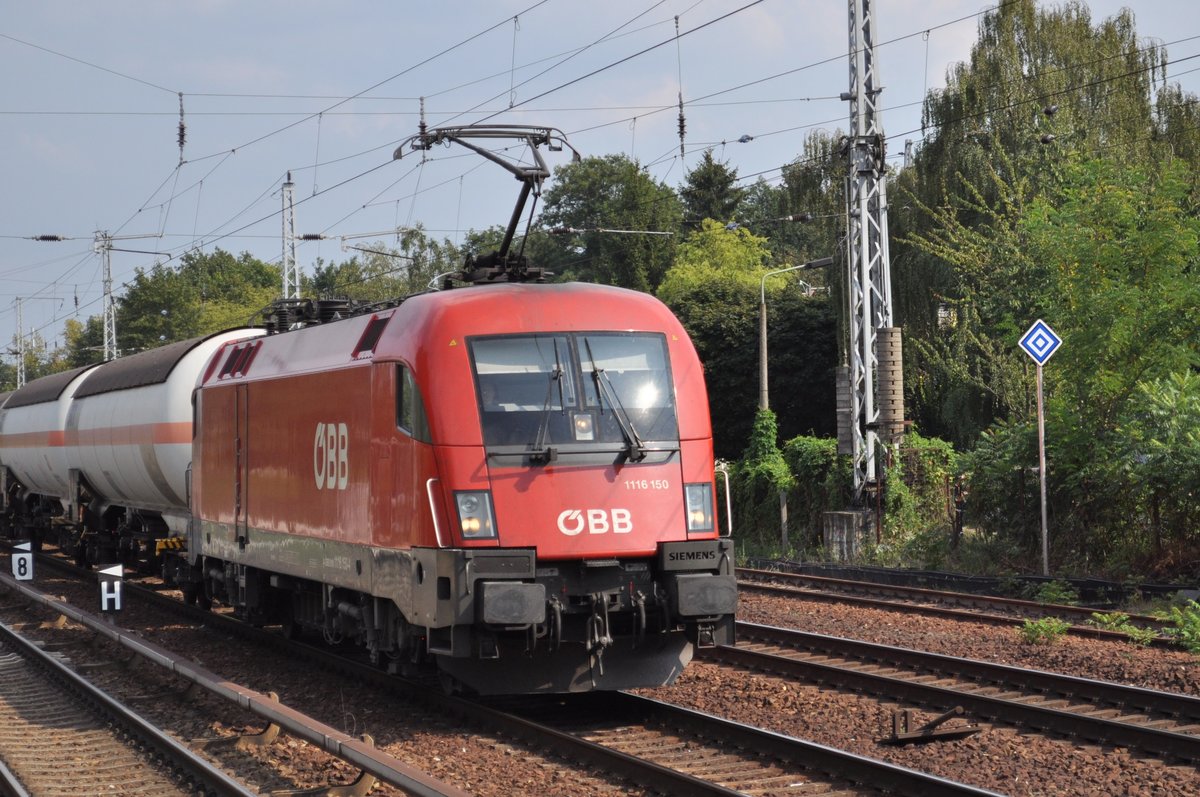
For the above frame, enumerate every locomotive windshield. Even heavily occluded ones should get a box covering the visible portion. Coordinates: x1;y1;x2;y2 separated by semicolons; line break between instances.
470;333;678;458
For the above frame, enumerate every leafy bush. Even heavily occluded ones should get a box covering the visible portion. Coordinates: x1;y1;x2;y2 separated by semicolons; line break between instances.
1027;580;1080;606
1018;617;1072;645
1160;600;1200;655
732;408;796;553
1087;611;1131;631
780;435;850;553
1088;612;1158;646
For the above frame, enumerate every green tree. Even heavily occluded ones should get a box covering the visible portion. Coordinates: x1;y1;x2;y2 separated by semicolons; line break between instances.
657;219;770;303
58;249;280;364
680;149;744;229
61;317;105;368
738;130;844;274
538;154;681;292
311;226;461;301
1121;372;1200;563
958;158;1200;572
892;0;1191;444
658;220;836;458
115;249;278;353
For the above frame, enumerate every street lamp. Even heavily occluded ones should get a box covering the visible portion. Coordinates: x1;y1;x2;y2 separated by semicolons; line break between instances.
759;256;834;410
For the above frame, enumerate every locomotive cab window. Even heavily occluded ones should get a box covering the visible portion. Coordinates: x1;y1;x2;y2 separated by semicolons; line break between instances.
469;333;678;455
396;364;430;442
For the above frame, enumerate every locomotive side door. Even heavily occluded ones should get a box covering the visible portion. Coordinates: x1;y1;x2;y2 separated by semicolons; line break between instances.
234;382;249;548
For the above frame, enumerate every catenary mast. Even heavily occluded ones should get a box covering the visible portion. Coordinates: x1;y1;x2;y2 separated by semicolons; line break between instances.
842;0;903;502
281;172;300;301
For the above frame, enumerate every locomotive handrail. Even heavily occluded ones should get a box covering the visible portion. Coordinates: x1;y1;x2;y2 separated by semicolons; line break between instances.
714;462;733;538
426;477;446;548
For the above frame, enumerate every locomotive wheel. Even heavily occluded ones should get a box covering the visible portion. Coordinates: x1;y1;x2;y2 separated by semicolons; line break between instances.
185;580;213;611
280;595;301;640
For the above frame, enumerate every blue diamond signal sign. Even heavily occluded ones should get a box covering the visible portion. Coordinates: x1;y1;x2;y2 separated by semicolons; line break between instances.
1020;319;1062;365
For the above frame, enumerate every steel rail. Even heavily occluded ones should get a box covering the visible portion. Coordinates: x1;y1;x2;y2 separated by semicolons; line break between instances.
575;691;1002;797
738;566;1166;628
0;616;256;796
706;622;1200;763
26;555;811;797
737;570;1173;647
0;567;468;797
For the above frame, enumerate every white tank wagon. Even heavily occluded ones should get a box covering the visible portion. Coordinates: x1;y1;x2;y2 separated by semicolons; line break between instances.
66;330;262;529
0;366;100;514
0;329;262;561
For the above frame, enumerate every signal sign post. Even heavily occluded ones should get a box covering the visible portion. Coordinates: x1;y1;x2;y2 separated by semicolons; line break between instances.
98;564;124;614
1019;320;1062;577
11;542;33;582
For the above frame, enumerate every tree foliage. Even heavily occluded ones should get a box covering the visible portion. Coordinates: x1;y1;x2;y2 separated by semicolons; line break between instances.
893;0;1189;441
657;220;836;458
958;158;1200;574
538;154;681;292
310;226;461;301
680;149;744;229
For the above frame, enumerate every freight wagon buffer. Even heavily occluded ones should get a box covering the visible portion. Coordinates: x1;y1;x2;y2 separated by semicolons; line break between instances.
181;284;736;694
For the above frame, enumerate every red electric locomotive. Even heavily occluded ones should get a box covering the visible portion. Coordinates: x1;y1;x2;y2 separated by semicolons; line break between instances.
178;280;735;692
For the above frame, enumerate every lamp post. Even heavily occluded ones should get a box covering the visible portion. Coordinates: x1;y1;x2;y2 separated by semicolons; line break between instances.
759;256;834;410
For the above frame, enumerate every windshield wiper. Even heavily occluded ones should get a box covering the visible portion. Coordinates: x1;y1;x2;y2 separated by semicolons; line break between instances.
530;344;566;464
585;338;647;462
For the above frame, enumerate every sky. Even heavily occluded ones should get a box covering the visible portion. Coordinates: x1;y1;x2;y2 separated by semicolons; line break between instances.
2;0;1198;357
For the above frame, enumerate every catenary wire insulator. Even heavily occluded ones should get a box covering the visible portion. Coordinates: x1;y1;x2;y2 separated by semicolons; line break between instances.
177;92;186;165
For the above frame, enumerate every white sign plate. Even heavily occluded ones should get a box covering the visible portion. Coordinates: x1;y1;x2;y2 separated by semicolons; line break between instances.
11;542;32;582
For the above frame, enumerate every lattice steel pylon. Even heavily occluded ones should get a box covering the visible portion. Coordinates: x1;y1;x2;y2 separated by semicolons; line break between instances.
843;0;898;500
14;297;25;389
281;172;299;301
94;231;118;361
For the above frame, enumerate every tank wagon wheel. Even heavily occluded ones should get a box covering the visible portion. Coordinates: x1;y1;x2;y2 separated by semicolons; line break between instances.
72;539;89;568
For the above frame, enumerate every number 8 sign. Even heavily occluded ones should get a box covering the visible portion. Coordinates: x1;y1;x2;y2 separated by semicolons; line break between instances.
11;542;33;581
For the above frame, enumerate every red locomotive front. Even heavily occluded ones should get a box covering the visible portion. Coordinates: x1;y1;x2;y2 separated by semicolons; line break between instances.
180;283;735;694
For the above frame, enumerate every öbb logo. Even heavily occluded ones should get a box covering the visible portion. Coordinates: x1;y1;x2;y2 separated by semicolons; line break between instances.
556;509;633;536
313;422;349;491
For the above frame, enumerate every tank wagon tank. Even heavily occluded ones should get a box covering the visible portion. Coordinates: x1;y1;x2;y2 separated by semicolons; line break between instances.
0;330;262;561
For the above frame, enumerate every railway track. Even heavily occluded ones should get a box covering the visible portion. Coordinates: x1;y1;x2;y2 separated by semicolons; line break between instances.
705;621;1200;765
0;564;468;797
481;689;1000;796
19;549;996;797
737;567;1170;644
0;615;255;796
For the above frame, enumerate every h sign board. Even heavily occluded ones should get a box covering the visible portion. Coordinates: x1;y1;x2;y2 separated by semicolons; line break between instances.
1019;319;1062;365
98;564;123;612
11;542;32;582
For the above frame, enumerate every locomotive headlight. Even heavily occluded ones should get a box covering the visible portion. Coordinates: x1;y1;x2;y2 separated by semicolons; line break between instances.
572;412;595;441
455;491;497;540
684;483;715;534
